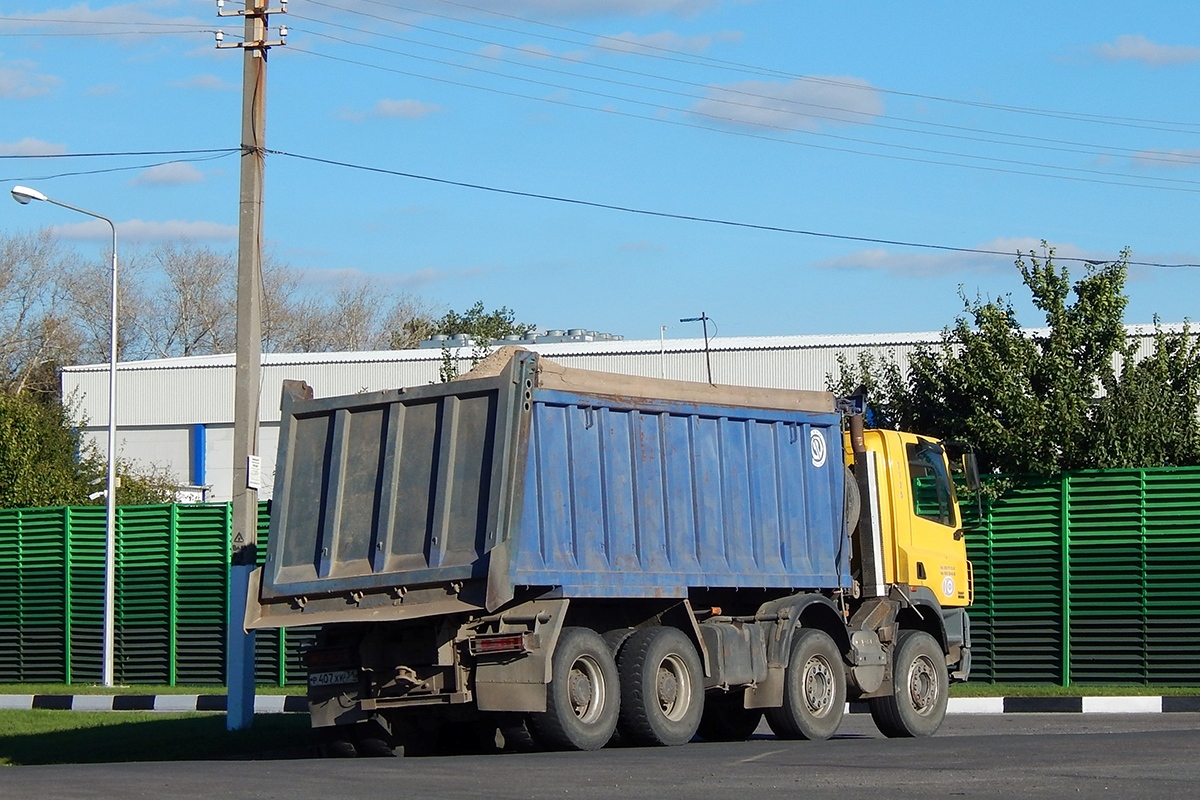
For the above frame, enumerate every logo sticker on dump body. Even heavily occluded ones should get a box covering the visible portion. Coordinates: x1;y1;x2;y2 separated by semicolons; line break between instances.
942;576;956;598
810;429;827;468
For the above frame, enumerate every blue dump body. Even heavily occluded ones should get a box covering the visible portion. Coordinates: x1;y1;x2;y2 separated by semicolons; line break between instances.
255;350;849;623
514;388;846;596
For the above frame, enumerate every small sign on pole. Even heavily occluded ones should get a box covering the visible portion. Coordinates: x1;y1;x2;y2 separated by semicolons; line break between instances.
247;455;262;490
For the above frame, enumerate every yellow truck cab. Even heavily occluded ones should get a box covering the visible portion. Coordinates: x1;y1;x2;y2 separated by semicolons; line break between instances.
846;425;974;684
855;429;972;607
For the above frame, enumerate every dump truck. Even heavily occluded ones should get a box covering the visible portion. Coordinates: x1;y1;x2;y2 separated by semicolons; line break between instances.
245;348;972;753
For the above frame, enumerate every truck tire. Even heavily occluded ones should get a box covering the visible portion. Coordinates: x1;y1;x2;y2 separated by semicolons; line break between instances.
527;627;620;751
765;628;846;741
868;630;949;738
617;626;705;746
697;691;763;742
844;465;861;537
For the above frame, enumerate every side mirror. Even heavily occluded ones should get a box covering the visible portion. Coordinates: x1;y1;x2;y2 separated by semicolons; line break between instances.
963;452;981;493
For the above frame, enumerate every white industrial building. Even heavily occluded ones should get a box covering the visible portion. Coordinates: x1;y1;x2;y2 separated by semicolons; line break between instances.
60;325;1185;503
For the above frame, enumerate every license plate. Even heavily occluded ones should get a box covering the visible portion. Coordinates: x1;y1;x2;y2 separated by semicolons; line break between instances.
308;669;360;687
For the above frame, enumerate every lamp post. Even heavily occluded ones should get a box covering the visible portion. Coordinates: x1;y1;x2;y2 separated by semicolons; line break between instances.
11;185;120;688
679;312;714;385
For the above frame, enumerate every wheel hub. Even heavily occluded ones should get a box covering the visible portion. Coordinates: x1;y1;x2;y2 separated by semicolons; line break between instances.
803;656;834;715
657;667;679;707
908;654;938;714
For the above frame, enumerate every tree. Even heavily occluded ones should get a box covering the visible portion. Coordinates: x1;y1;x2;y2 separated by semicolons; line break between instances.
830;246;1200;474
0;391;172;507
0;230;80;397
430;301;536;380
0;391;94;507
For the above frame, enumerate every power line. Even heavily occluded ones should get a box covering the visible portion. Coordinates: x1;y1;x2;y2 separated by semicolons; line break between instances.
0;152;237;183
289;9;1200;169
0;15;208;29
288;43;1200;194
0;148;239;160
368;0;1200;133
264;148;1200;269
0;29;214;38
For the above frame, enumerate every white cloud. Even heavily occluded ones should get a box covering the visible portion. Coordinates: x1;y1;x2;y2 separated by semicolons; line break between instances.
0;61;61;99
299;265;484;290
479;28;738;65
1092;35;1200;66
1128;147;1200;170
619;240;667;253
130;162;206;187
692;76;882;132
404;0;720;17
53;219;237;242
600;29;741;56
170;74;237;91
0;137;67;156
374;98;443;119
340;98;443;122
815;238;1102;277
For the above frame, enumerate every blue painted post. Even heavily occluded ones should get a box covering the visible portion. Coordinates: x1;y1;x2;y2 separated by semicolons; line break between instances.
191;424;206;488
227;562;256;728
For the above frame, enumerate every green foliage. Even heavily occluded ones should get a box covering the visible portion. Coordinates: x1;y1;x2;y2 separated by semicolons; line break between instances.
431;300;535;342
432;301;536;381
0;392;93;507
830;246;1200;474
0;391;176;508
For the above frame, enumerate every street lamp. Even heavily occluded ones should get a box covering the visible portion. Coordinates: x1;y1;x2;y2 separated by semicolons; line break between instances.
11;185;120;688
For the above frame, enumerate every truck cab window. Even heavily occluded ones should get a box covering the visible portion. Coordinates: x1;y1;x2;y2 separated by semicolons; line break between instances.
906;441;955;527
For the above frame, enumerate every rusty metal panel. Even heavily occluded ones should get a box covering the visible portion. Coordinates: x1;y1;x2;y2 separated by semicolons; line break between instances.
260;355;532;601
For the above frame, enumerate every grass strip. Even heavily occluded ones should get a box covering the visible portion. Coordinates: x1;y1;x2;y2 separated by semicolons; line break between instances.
0;710;315;766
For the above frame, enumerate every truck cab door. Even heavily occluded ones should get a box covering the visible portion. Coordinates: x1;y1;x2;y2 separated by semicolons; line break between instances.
896;437;971;607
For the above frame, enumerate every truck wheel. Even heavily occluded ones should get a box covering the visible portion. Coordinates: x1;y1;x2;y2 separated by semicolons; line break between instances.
697;691;763;742
868;630;948;738
617;626;705;746
765;628;846;741
527;627;620;751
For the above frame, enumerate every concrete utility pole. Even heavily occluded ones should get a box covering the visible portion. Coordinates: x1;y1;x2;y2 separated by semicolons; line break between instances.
216;0;287;732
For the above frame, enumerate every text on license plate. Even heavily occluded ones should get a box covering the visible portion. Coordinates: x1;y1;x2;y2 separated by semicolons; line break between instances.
308;669;360;687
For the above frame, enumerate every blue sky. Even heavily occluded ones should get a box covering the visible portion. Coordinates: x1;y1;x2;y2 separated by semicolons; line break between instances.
2;1;1199;342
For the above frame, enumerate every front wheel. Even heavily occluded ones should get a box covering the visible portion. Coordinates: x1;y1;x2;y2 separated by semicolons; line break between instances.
765;628;846;741
527;627;620;751
868;630;949;738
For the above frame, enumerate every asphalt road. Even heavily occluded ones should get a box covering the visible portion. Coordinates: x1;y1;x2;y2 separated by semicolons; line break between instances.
4;714;1199;799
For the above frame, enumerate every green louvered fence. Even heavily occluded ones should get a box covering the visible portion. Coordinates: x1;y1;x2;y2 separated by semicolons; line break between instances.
1;468;1197;686
966;467;1200;685
0;503;315;686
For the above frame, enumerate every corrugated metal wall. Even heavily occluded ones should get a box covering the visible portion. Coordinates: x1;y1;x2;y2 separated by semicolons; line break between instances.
2;467;1197;686
62;326;1190;429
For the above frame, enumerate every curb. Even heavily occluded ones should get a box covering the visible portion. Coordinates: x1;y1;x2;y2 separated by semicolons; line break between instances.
0;694;308;714
1;695;1197;714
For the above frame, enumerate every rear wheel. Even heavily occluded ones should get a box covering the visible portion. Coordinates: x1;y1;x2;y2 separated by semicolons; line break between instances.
869;630;948;738
527;627;620;751
765;628;846;741
617;626;705;746
697;691;763;742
